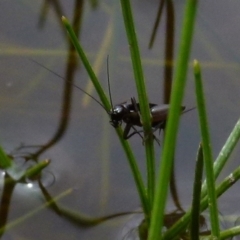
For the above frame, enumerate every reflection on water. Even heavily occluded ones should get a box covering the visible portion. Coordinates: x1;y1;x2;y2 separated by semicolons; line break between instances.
1;0;240;239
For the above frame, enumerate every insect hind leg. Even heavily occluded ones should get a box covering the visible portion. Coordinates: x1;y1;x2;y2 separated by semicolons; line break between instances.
141;122;166;145
125;127;161;145
151;121;166;136
123;124;144;140
144;131;161;145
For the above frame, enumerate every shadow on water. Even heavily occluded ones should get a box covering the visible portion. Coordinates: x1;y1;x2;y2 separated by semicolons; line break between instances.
1;0;240;239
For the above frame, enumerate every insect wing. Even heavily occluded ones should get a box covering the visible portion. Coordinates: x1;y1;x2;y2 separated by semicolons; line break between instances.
149;102;158;108
151;104;170;123
133;102;158;112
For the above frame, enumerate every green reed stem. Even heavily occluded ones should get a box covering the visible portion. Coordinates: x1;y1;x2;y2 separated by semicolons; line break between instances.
120;0;155;213
164;165;240;239
0;146;12;169
0;189;72;235
148;0;198;239
23;159;50;180
62;16;110;110
220;225;240;240
194;60;220;238
201;118;240;197
190;144;204;240
62;16;149;217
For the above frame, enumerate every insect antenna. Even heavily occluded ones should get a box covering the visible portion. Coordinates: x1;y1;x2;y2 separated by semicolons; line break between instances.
107;55;114;110
30;59;108;113
182;106;196;115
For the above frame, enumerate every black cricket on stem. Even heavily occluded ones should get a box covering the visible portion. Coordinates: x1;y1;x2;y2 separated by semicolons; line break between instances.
31;59;193;143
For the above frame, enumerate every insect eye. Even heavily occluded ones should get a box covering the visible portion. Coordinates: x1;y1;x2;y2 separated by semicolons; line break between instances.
114;105;123;114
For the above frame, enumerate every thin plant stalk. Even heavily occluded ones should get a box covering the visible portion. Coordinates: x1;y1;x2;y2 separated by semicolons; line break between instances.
39;180;140;227
190;144;204;240
164;165;240;239
0;189;72;235
213;118;240;179
23;159;50;180
120;0;155;212
220;225;240;240
0;146;12;169
62;16;150;217
201;118;240;197
148;0;198;239
194;60;220;238
62;16;110;110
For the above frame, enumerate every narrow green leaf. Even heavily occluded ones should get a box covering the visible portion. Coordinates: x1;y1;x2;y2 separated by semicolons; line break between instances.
190;144;204;240
61;16;110;110
201;118;240;197
0;189;72;235
120;0;155;214
194;60;220;238
0;146;12;169
62;16;149;217
220;225;240;239
164;165;240;239
23;159;50;180
149;0;198;239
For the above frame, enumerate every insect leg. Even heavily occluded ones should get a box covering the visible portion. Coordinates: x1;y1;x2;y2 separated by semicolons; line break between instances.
123;123;144;140
130;128;160;145
151;121;165;135
144;132;161;145
131;97;139;112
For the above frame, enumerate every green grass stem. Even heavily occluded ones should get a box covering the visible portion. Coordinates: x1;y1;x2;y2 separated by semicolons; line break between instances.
190;144;204;240
220;225;240;240
164;165;240;239
62;16;110;110
201;118;240;197
62;16;149;217
120;0;155;211
0;146;12;169
194;60;220;237
148;0;198;239
23;159;50;180
0;189;72;235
